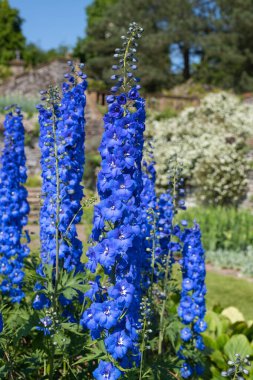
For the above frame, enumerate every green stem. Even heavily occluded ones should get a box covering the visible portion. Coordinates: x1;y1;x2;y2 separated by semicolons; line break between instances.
158;169;178;355
122;35;133;92
44;359;47;377
52;108;60;287
63;358;67;377
64;205;83;237
158;251;171;355
49;346;55;380
139;313;147;380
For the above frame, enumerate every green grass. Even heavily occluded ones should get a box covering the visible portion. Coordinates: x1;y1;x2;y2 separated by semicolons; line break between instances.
206;271;253;320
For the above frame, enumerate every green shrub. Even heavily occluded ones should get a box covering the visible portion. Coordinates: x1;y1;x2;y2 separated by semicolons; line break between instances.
26;175;41;187
152;107;178;121
178;207;253;251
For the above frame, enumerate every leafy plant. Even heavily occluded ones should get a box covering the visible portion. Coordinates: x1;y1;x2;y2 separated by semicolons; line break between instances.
178;207;253;251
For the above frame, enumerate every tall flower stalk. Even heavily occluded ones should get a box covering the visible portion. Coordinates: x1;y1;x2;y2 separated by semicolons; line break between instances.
34;63;87;378
0;106;30;303
38;63;86;275
178;223;207;378
81;22;145;378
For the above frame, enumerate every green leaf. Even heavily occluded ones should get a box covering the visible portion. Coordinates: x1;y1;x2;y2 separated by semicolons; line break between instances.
224;334;253;359
202;334;217;350
62;287;78;300
216;334;229;350
221;307;245;324
210;350;226;369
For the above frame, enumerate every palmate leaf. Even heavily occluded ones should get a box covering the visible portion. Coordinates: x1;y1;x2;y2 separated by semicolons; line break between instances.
58;270;89;297
62;287;78;300
61;323;84;335
53;330;71;349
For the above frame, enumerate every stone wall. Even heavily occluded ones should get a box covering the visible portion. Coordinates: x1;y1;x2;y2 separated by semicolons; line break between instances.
0;59;68;97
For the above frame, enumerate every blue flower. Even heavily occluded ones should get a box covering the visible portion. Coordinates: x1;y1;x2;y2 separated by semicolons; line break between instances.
117;94;127;105
108;103;124;119
0;314;3;333
105;330;133;359
108;280;135;308
180;327;192;342
178;223;207;376
32;293;51;310
0;107;30;302
106;95;115;104
94;301;121;329
193;319;207;333
180;362;193;379
36;316;53;336
93;361;121;380
128;87;139;100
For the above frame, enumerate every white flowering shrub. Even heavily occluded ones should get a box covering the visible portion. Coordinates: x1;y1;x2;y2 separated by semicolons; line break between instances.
149;92;253;205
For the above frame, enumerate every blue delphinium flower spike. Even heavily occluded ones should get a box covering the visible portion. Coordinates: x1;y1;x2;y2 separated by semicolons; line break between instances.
178;222;207;378
0;106;30;303
82;22;145;375
34;63;87;312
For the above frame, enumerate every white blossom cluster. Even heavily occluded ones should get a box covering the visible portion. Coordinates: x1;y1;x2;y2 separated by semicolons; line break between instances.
148;92;253;205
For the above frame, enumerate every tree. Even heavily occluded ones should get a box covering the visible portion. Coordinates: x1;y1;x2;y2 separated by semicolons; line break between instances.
23;44;69;67
0;0;25;65
163;0;218;80
74;0;117;64
74;0;220;91
74;0;172;92
196;0;253;91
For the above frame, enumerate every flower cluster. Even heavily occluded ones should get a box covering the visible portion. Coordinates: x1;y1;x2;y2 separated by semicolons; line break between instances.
34;62;87;310
81;23;145;378
38;63;87;271
0;107;30;303
178;223;207;378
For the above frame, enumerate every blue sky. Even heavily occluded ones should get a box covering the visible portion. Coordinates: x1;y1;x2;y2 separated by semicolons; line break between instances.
9;0;93;50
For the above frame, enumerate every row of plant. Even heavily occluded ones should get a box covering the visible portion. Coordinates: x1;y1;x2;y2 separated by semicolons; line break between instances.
0;23;250;380
179;207;253;252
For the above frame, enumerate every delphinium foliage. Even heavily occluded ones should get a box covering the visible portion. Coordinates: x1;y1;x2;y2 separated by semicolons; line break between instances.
0;106;30;303
81;22;146;378
34;62;88;377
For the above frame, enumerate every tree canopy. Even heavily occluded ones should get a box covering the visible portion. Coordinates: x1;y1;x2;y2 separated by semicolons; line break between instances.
74;0;253;92
0;0;25;65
